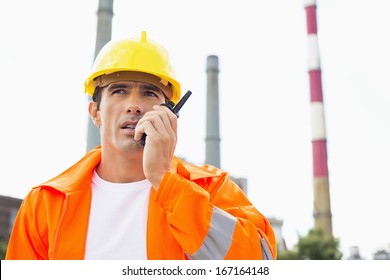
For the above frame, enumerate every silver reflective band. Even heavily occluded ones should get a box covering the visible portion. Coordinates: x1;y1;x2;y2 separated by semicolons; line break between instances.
186;206;236;260
260;237;274;260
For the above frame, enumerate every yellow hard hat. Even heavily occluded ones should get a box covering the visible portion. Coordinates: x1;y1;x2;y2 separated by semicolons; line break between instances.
84;31;181;104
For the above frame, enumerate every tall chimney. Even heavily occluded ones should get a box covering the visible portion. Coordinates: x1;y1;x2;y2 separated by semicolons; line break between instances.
86;0;114;152
304;0;333;238
205;55;221;168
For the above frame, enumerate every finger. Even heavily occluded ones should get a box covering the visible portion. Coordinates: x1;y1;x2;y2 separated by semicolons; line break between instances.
154;105;178;131
134;120;157;142
139;110;177;137
135;113;172;144
155;108;177;138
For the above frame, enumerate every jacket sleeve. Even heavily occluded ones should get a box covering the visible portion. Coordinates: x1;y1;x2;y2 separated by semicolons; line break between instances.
5;189;49;260
155;167;277;260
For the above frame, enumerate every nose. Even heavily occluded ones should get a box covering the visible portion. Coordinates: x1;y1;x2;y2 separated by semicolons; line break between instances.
125;92;143;115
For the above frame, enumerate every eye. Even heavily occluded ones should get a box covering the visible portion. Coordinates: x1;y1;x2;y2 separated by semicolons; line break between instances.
143;90;159;98
112;89;127;95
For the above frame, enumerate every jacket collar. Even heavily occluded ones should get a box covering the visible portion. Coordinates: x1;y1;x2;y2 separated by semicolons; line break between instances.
34;146;102;194
35;146;220;193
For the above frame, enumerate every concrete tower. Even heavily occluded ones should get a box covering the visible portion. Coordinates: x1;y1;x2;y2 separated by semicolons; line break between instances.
205;55;221;168
304;0;333;238
86;0;114;152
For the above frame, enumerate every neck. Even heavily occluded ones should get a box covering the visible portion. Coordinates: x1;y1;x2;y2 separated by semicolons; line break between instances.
97;145;145;183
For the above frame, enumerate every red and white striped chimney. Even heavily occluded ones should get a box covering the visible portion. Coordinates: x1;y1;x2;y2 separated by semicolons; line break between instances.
304;0;333;238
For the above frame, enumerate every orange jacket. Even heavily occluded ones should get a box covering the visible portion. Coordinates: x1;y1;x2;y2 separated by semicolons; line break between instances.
6;147;276;260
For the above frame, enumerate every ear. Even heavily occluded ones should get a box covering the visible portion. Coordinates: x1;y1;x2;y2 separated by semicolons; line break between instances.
88;101;102;127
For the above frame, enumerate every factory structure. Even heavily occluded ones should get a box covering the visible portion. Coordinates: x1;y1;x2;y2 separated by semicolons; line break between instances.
304;0;333;239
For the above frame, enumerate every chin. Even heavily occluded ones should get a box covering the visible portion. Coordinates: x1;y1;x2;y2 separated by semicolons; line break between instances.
119;139;142;152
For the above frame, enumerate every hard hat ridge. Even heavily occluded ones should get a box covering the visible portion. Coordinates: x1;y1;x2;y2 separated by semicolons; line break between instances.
140;30;147;43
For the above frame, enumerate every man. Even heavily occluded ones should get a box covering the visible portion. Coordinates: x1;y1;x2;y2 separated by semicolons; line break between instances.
6;31;276;260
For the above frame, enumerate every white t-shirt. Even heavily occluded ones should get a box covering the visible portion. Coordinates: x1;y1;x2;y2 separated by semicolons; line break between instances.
84;170;152;260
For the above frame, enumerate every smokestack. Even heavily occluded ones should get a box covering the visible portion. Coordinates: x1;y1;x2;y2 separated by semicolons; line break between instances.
205;55;221;168
86;0;114;152
304;0;333;238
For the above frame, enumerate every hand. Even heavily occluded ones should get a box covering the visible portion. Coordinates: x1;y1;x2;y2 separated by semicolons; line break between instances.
134;105;177;189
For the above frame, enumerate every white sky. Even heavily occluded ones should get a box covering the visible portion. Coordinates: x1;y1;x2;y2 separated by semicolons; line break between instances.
1;0;389;259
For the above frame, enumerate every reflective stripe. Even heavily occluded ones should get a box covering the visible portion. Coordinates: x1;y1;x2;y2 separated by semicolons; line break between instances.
186;206;236;260
260;237;274;260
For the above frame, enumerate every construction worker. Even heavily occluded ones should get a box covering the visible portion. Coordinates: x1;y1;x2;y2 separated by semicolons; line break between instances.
6;31;276;260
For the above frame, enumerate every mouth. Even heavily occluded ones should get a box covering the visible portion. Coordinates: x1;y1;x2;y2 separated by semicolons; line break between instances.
120;121;138;135
121;124;136;130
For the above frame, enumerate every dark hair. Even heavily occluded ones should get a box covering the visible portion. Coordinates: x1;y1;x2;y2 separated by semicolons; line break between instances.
92;86;103;110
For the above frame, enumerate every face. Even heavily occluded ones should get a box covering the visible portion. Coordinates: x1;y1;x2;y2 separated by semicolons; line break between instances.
89;81;167;152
